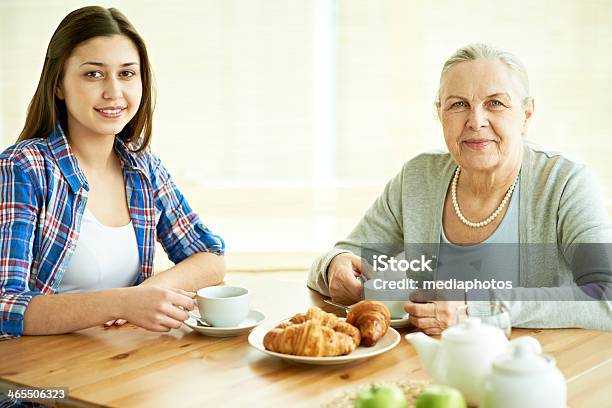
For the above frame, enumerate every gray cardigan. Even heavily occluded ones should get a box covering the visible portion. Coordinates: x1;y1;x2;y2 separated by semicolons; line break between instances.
308;143;612;330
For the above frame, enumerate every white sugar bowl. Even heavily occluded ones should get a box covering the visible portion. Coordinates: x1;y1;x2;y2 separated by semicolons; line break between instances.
481;336;566;408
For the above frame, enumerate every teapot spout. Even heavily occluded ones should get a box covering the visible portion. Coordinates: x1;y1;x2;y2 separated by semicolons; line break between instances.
405;332;440;376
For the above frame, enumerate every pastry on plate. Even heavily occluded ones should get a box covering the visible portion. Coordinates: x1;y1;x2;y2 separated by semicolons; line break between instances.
346;300;391;347
264;307;361;357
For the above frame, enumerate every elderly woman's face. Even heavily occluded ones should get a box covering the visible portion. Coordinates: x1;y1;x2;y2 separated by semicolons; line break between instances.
438;59;532;173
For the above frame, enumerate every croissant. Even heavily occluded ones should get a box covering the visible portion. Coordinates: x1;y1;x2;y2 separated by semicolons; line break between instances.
288;307;339;327
263;307;361;356
332;320;361;347
263;319;359;357
346;300;391;347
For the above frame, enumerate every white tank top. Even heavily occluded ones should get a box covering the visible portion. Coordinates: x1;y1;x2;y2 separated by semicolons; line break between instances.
59;207;141;293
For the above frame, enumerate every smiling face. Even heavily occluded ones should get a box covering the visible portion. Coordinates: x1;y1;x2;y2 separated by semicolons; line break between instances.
438;58;533;173
57;35;142;140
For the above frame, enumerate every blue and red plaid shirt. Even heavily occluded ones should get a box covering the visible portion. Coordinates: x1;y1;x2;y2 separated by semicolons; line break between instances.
0;124;225;339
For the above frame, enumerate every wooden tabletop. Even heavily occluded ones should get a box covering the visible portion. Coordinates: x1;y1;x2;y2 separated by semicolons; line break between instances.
0;272;611;407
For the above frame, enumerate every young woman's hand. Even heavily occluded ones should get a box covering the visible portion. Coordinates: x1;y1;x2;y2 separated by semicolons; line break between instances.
117;285;196;332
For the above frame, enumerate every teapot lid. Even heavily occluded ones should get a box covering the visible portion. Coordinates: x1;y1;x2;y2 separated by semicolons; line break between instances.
493;337;554;373
442;317;504;343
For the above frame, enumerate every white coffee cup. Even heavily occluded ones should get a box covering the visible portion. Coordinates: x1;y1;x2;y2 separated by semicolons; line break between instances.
363;279;410;319
196;286;250;327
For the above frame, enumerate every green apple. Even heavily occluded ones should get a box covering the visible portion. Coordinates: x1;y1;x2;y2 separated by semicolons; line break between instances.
415;385;466;408
354;384;407;408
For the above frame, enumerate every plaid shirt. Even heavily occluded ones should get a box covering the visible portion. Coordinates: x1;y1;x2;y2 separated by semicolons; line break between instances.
0;124;225;339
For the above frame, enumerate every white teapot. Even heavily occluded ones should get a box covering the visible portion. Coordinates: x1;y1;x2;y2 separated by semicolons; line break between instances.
481;336;566;408
405;318;538;406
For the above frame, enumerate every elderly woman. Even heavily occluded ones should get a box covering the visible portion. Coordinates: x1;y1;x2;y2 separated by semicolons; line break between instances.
308;43;612;334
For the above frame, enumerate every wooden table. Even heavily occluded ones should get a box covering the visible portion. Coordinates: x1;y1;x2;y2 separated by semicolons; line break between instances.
0;272;611;407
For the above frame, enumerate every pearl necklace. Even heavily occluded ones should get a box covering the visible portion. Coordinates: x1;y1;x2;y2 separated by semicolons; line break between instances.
451;166;518;228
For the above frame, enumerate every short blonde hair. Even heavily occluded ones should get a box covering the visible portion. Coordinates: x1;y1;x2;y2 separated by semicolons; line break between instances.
436;43;530;109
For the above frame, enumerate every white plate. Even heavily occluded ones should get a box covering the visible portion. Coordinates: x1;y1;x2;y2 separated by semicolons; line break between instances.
390;315;412;329
184;309;265;337
248;319;400;365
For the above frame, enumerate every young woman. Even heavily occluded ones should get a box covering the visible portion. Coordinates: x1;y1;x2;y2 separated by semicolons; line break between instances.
0;6;225;339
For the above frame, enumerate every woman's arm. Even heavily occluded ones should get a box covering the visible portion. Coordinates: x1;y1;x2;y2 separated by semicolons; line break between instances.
147;153;225;291
23;289;123;335
0;156;42;337
142;252;225;292
23;285;195;335
490;164;612;330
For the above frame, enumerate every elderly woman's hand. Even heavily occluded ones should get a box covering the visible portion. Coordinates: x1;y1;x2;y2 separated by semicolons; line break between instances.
404;298;467;336
327;253;368;305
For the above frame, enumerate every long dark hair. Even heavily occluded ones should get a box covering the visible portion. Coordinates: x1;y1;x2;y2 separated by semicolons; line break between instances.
17;6;154;152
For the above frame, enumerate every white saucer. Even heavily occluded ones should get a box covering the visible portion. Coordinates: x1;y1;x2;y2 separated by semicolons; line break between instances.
390;315;412;329
248;318;400;365
184;309;265;337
